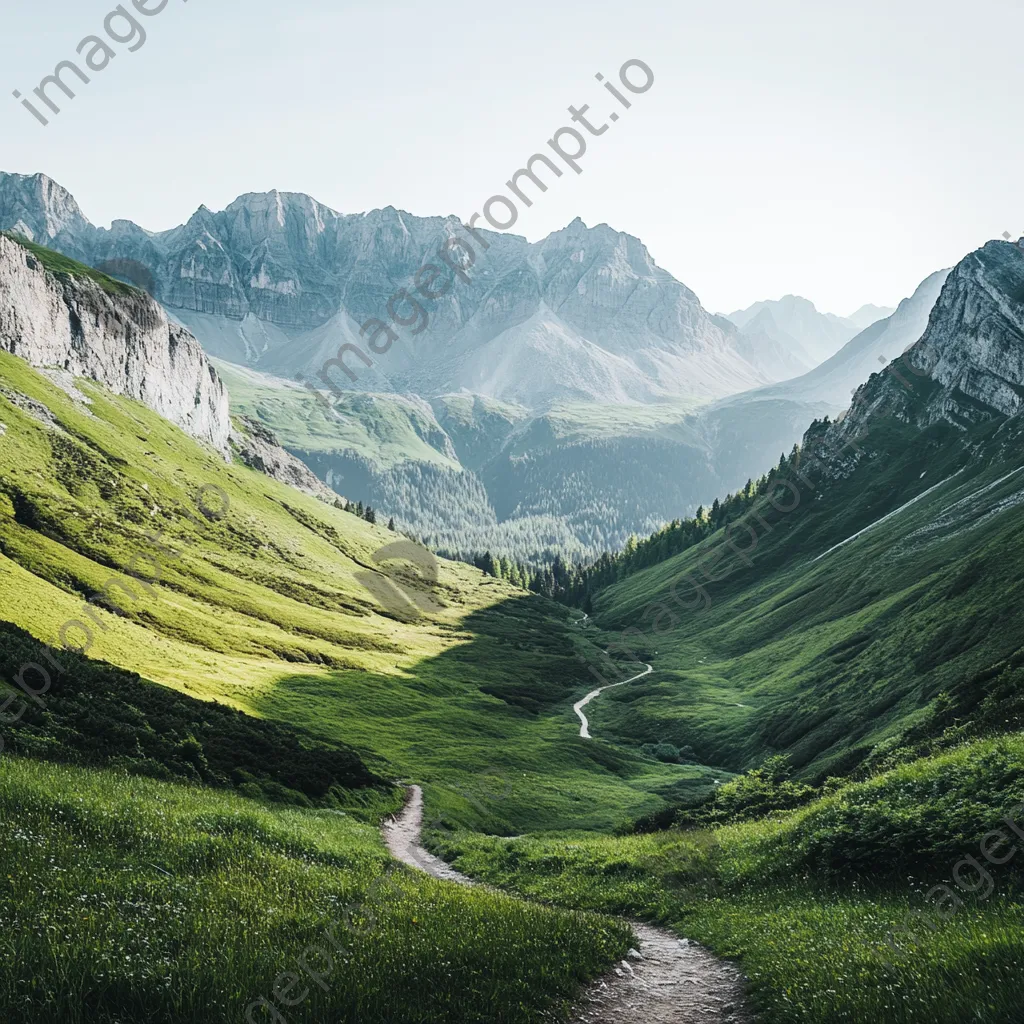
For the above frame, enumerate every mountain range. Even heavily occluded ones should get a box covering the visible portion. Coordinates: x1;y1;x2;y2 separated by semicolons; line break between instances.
0;171;777;407
0;170;930;561
722;295;896;380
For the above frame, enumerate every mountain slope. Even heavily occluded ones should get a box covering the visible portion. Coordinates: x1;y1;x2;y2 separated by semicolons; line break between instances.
580;240;1024;779
757;269;951;409
0;339;721;830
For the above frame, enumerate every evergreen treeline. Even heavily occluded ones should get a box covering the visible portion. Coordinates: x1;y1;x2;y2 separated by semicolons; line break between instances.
298;446;725;564
519;446;808;608
466;552;535;591
326;443;816;612
332;496;391;528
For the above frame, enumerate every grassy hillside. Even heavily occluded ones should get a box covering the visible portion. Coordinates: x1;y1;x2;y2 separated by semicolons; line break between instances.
0;350;710;832
208;361;816;561
440;734;1024;1023
214;360;462;472
0;618;388;808
0;756;631;1024
581;407;1024;780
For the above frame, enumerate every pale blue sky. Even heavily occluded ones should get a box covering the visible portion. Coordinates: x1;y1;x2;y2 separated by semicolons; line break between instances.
3;0;1021;315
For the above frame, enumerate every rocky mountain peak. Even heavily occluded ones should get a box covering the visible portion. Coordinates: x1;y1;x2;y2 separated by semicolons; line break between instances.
0;172;92;258
816;240;1024;473
0;171;775;407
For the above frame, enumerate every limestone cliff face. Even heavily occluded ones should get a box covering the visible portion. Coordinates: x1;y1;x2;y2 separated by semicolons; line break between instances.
909;241;1024;424
0;233;231;452
813;240;1024;476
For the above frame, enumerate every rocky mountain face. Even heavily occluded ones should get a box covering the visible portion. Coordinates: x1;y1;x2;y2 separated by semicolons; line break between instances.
0;174;92;261
0;233;231;452
822;240;1024;470
0;173;769;408
230;416;338;501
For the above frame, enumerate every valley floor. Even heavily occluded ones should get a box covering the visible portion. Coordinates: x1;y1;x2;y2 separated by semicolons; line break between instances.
440;734;1024;1024
385;786;752;1024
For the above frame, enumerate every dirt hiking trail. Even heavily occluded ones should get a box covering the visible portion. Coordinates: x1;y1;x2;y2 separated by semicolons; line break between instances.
383;785;753;1024
573;663;653;739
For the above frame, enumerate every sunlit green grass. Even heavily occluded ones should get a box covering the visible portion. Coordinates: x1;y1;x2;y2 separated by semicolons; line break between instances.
439;735;1024;1023
0;756;631;1024
585;412;1024;781
0;352;697;831
214;360;463;471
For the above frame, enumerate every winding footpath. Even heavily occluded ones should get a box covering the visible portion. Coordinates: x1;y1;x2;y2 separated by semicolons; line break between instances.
571;612;654;741
383;786;752;1024
573;664;653;739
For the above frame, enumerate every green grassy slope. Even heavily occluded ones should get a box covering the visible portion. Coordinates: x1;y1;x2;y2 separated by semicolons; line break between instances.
215;360;461;472
441;734;1024;1024
0;351;707;832
0;756;631;1024
582;408;1024;780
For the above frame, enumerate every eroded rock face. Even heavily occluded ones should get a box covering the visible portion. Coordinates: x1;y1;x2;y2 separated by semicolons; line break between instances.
812;240;1024;476
911;241;1024;424
0;233;231;453
229;416;337;501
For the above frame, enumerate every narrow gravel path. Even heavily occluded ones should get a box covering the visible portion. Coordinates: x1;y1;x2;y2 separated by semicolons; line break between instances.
382;786;753;1024
573;664;653;739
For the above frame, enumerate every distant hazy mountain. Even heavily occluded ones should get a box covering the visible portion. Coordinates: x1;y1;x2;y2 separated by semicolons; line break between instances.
0;172;770;409
714;308;818;382
691;268;951;510
731;270;951;410
846;302;896;331
723;294;892;380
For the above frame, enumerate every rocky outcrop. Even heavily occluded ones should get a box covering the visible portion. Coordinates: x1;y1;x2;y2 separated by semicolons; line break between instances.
908;241;1024;424
230;416;337;501
813;240;1024;475
0;173;92;262
0;233;231;452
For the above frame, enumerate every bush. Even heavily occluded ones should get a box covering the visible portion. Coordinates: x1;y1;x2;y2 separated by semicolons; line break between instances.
678;755;817;826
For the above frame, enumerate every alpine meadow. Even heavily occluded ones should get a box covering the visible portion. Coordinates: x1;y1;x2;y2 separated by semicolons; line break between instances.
2;3;1024;1022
